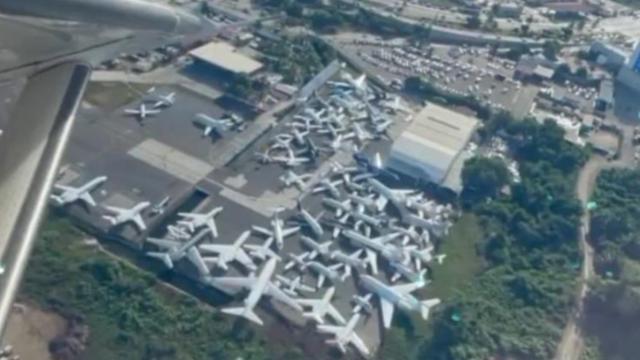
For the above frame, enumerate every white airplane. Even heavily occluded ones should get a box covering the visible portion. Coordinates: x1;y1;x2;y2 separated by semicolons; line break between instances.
124;103;160;120
347;193;387;213
146;228;210;275
381;96;410;114
252;209;300;249
368;178;416;212
193;113;232;137
147;90;176;108
352;294;373;314
341;206;385;229
322;198;352;217
283;251;311;271
149;196;171;216
351;122;374;144
300;236;332;260
342;229;404;275
50;176;107;207
243;237;281;262
331;249;365;281
167;224;191;240
177;206;223;238
279;170;311;191
199;230;257;272
275;274;316;297
208;257;303;326
102;201;150;231
297;287;346;325
312;178;343;199
296;205;324;239
389;262;426;283
306;261;343;289
269;153;311;168
317;312;370;357
360;274;440;329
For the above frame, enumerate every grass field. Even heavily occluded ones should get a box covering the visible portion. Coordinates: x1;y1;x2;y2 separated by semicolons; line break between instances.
425;214;485;301
20;218;301;360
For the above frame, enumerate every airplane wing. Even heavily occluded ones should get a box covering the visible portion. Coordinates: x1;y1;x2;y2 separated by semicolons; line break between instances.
380;298;395;329
252;226;273;237
296;298;321;307
391;282;423;295
186;247;210;276
146;237;180;249
235;250;256;271
327;304;347;325
53;184;74;192
265;282;302;312
199;244;231;254
132;213;147;231
124;109;141;114
349;332;370;356
365;249;378;275
79;192;97;207
209;276;255;293
282;226;300;237
206;219;219;238
317;324;341;335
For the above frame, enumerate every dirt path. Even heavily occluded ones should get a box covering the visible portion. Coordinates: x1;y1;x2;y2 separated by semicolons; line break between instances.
554;157;603;360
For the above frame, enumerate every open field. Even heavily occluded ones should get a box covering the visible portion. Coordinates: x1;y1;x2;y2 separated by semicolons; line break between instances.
84;82;151;111
5;303;66;360
426;214;485;301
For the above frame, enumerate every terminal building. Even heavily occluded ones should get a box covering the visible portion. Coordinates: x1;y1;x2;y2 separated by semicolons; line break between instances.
387;103;479;193
189;41;264;77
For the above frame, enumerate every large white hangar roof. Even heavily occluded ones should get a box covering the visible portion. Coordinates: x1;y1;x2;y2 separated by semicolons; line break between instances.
189;41;263;75
389;103;479;186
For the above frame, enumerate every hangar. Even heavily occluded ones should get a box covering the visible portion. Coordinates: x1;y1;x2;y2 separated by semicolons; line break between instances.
387;103;478;192
189;41;264;76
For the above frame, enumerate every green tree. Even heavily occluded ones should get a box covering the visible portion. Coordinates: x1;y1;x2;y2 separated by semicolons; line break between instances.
462;156;511;202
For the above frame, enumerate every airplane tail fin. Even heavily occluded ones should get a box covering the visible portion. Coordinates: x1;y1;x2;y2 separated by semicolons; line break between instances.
147;252;173;269
420;298;441;320
101;215;116;225
222;307;263;326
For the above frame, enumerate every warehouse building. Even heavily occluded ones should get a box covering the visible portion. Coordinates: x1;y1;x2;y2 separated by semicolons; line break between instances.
387;104;479;192
189;41;263;77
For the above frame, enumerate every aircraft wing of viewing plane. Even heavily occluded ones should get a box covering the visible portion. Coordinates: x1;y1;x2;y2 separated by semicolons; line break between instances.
0;0;207;335
50;175;107;207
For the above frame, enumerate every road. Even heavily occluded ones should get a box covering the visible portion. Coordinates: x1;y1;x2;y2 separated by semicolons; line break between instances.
554;123;636;360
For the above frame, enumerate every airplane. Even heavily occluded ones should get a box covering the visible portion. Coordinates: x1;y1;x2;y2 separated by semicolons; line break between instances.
389;262;426;283
244;237;281;262
353;152;399;181
149;196;171;216
342;229;404;275
300;236;332;260
347;192;388;213
306;261;343;289
312;178;343;199
367;178;416;212
296;287;346;325
360;274;441;329
352;294;373;314
268;153;311;168
279;170;311;191
407;245;446;270
340;206;386;229
284;251;311;271
294;204;324;239
102;201;150;231
404;212;452;237
124;103;161;121
275;274;316;297
50;176;107;207
351;122;374;144
322;198;352;218
193;113;232;137
381;95;410;114
146;228;211;275
146;89;176;108
252;209;300;249
389;223;422;246
167;224;191;240
207;257;303;326
177;206;223;238
331;249;366;281
199;230;257;272
317;312;370;357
